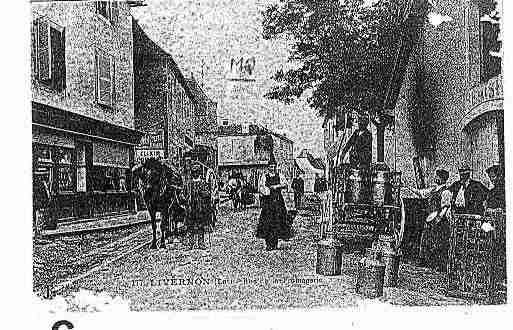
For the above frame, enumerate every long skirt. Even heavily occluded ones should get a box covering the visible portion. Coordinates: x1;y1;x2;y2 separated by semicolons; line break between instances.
256;192;292;242
419;219;450;272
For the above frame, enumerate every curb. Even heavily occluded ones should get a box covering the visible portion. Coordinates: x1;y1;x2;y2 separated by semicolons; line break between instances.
41;218;151;238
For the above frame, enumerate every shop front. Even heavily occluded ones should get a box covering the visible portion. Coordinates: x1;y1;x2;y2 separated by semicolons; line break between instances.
32;102;143;224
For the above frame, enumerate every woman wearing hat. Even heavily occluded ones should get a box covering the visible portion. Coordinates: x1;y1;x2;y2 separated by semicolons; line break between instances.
485;164;505;210
256;153;291;250
405;168;452;271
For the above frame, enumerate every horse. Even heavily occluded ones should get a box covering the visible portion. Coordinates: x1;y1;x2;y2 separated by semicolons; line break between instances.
132;158;185;249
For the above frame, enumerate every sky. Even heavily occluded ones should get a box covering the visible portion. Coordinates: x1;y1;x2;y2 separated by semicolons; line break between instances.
131;0;325;157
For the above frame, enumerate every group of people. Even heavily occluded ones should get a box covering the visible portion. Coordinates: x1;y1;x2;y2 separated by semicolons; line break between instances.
405;164;505;272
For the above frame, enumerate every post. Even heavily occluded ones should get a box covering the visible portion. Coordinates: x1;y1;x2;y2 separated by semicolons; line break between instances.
377;124;385;163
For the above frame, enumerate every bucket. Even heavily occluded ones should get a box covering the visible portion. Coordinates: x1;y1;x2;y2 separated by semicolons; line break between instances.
316;238;343;276
344;168;372;204
356;256;385;298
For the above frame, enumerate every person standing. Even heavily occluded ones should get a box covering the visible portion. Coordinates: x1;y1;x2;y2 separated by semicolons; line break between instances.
291;175;305;210
256;154;291;250
485;164;505;211
338;113;372;171
406;169;452;272
186;163;212;250
205;166;219;229
449;165;489;215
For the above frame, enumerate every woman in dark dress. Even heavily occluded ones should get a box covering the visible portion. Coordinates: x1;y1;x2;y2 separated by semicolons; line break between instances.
256;155;291;250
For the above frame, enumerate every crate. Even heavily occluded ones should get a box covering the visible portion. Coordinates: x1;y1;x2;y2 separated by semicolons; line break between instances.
446;213;506;303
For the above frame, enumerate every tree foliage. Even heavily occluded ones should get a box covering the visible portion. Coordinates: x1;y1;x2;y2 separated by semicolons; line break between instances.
262;0;425;119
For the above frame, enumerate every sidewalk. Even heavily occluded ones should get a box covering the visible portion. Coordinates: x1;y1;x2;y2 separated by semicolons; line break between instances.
40;211;152;238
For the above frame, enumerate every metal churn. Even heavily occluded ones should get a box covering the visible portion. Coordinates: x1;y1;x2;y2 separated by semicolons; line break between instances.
355;250;386;298
316;237;343;276
344;168;372;204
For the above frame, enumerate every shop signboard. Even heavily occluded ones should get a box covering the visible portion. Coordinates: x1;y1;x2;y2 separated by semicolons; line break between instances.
136;130;165;162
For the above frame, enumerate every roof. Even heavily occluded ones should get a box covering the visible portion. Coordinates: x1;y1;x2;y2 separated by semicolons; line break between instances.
297;149;325;171
218;123;293;144
132;19;197;104
296;157;323;176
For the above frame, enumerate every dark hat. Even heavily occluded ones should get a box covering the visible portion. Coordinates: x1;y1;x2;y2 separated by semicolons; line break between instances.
268;152;277;165
435;168;449;181
458;164;472;173
486;164;501;175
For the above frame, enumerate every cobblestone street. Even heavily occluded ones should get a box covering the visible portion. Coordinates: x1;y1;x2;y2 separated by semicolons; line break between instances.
57;200;470;311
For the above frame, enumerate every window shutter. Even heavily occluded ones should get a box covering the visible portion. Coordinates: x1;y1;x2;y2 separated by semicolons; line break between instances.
111;59;116;108
37;17;51;81
96;50;113;106
111;1;119;24
31;20;38;75
60;28;66;91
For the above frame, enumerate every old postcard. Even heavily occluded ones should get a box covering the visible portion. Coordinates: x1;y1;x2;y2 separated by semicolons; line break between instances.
25;0;508;327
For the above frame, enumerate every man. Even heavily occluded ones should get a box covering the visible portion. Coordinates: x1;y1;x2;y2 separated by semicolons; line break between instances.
291;175;305;210
449;165;488;215
406;168;452;271
485;164;505;210
339;113;372;170
186;163;213;250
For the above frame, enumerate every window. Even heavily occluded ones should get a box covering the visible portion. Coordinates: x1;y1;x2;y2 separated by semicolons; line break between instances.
480;5;501;82
34;17;66;91
95;49;115;107
91;166;128;192
96;1;119;24
55;147;75;192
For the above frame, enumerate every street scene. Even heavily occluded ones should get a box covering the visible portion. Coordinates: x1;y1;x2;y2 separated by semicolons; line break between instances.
31;0;505;311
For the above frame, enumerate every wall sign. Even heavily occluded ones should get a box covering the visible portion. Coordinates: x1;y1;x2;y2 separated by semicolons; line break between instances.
135;149;165;162
139;129;164;149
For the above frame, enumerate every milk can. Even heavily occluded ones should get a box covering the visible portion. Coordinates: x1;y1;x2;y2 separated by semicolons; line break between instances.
344;168;372;204
316;237;343;276
381;248;401;287
372;169;393;206
355;254;385;298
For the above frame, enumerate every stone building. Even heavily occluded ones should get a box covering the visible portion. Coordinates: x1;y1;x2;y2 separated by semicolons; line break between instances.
391;0;503;188
31;1;144;222
132;18;197;170
186;77;218;170
324;0;503;191
217;123;294;190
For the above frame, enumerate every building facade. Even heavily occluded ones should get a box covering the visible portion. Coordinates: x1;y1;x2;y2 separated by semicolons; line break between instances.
187;77;218;170
31;1;143;222
324;0;503;192
391;0;503;189
217;123;294;190
132;19;196;170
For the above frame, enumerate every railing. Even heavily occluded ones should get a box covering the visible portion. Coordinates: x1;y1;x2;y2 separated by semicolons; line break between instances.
467;74;503;110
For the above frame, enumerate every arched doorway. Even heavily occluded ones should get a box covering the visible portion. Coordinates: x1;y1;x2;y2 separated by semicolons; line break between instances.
463;110;500;185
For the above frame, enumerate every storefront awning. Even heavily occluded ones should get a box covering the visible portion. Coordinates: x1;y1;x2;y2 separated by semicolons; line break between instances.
32;101;144;145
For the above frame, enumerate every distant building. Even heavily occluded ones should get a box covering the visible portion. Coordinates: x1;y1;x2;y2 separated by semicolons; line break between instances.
186;77;218;170
217;122;294;190
31;1;144;222
132;18;196;170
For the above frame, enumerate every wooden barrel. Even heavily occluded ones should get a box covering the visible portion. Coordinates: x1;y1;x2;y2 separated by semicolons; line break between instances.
316;238;343;276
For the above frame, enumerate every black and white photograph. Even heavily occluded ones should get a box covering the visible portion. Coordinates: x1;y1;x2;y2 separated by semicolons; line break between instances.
23;0;508;318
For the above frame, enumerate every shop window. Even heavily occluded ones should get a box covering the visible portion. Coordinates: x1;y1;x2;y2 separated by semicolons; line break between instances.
92;166;129;192
95;49;115;107
55;148;74;193
34;17;66;91
96;1;119;24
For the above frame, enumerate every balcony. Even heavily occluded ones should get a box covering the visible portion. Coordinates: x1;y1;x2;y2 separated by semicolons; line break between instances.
468;74;503;110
